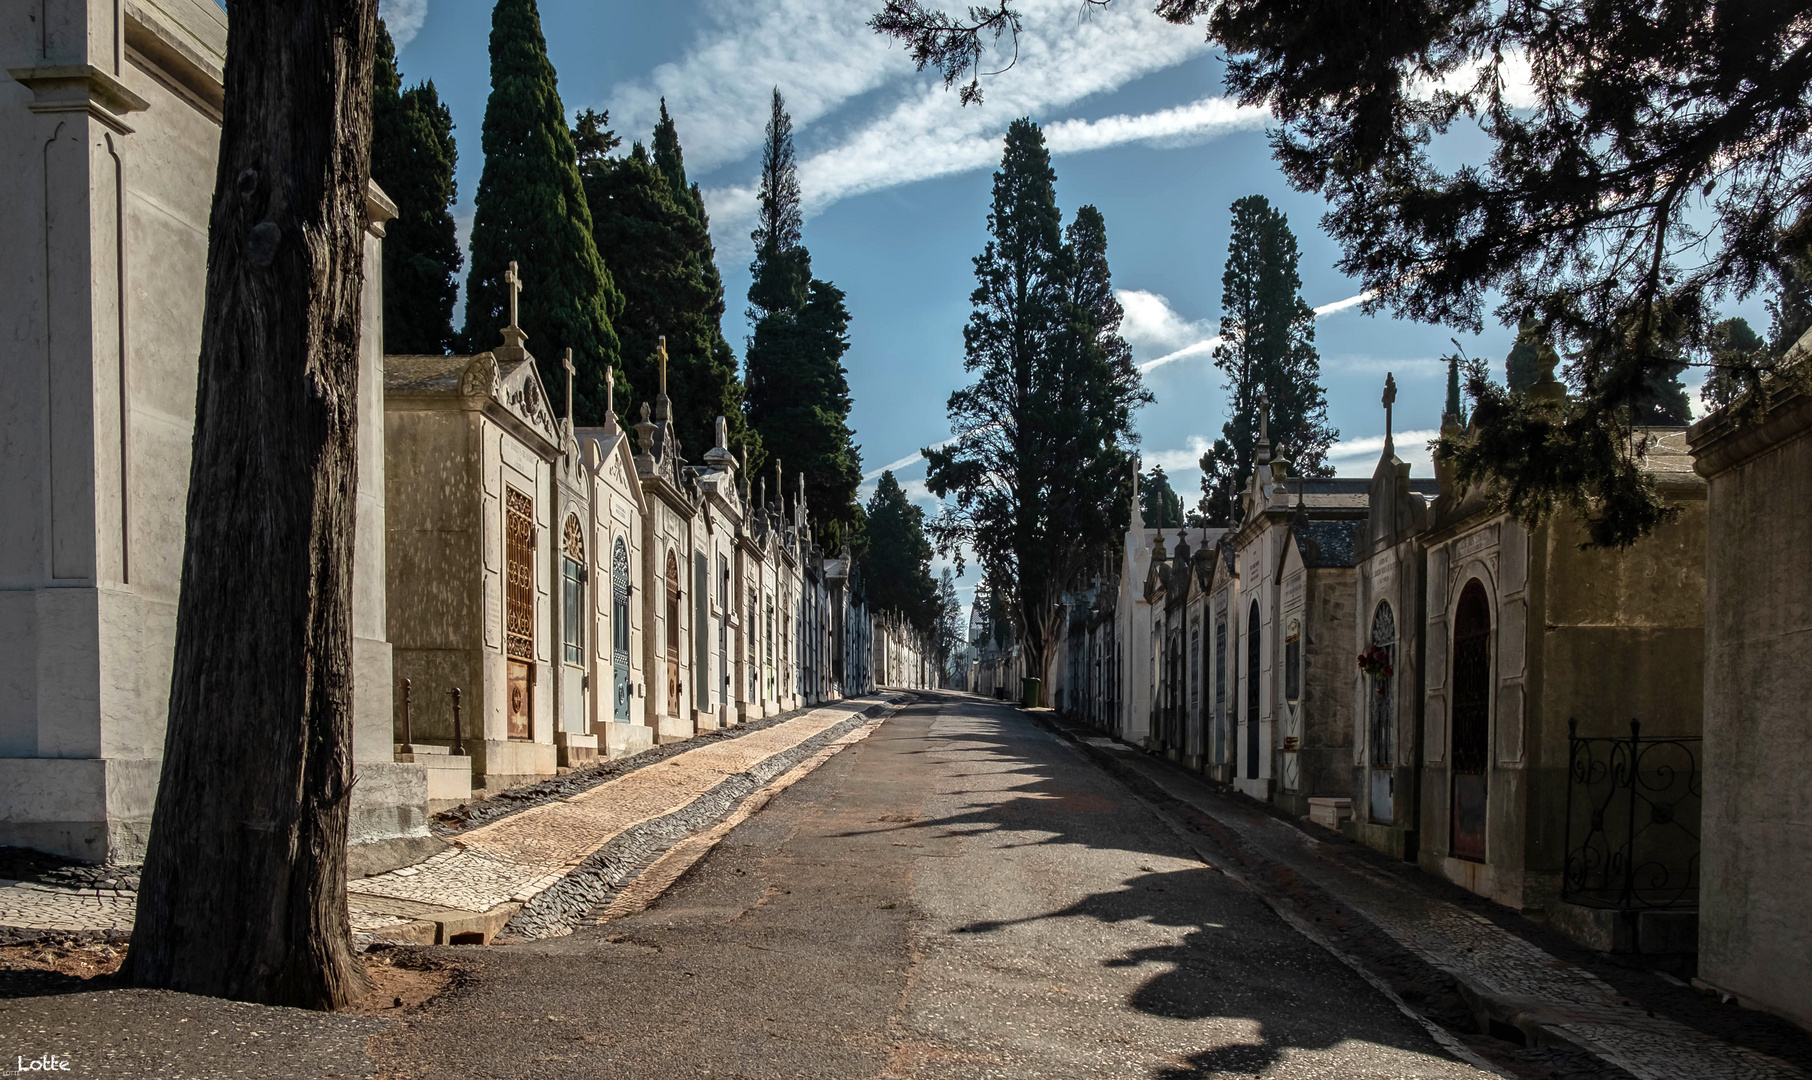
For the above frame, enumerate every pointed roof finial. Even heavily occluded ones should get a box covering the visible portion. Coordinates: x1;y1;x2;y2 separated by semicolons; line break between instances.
658;335;668;398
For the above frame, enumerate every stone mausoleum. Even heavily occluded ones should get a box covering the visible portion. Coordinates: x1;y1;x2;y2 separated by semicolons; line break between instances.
0;0;933;873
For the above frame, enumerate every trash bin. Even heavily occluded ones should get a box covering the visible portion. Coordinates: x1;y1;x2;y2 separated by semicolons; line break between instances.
1021;678;1042;709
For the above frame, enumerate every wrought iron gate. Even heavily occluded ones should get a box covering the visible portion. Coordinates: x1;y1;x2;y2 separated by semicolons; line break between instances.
1563;719;1701;909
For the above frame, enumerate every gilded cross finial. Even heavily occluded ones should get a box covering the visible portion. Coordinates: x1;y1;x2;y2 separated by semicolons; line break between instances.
657;335;668;397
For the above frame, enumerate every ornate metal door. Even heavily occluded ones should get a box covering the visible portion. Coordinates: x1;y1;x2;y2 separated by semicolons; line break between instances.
612;538;631;721
1451;580;1492;861
1245;602;1261;779
504;486;535;740
666;549;681;717
1369;602;1397;823
1213;616;1227;765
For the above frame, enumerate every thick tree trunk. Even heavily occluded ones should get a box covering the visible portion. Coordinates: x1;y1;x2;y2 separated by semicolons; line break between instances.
121;0;378;1010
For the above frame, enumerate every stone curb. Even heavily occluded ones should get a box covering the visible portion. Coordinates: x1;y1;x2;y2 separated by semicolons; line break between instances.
0;695;911;950
1024;708;1807;1080
498;695;909;941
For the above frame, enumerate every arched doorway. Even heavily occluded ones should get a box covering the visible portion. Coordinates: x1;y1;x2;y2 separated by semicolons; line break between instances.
1246;600;1261;780
1451;579;1492;861
666;549;681;717
612;538;631;721
1369;601;1396;823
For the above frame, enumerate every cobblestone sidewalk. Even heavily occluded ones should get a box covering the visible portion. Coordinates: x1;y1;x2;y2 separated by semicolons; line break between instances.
1060;725;1811;1080
0;694;904;948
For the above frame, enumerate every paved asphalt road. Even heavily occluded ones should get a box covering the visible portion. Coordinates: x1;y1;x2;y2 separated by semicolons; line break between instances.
0;692;1490;1079
375;691;1485;1079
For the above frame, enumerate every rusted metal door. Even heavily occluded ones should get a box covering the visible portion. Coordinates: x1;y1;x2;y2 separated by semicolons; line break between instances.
505;486;535;740
1451;579;1492;861
665;549;681;717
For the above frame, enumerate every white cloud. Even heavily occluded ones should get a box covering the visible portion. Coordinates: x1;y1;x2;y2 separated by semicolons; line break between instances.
1409;50;1539;109
1329;429;1442;477
1143;436;1214;476
380;0;428;49
1323;354;1449;377
605;0;909;174
1118;289;1214;357
861;423;998;482
682;0;1237;257
1138;291;1374;373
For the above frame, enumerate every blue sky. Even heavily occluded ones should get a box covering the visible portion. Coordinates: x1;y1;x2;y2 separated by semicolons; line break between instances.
379;0;1753;600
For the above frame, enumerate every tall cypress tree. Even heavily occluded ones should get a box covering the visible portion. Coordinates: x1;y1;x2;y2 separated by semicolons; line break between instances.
1197;195;1337;522
865;470;939;632
372;19;462;355
577;107;754;461
925;120;1147;699
1505;320;1542;393
744;89;863;548
463;0;620;422
1140;465;1183;529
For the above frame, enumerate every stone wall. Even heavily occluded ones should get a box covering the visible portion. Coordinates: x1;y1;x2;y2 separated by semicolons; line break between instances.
1689;393;1812;1031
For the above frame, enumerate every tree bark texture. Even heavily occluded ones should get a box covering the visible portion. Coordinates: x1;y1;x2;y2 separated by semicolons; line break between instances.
122;0;378;1010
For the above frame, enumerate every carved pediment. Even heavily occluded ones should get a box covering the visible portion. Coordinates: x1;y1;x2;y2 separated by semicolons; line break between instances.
496;359;559;446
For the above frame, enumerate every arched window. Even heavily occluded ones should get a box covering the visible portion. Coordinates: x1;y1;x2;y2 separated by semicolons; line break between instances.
1451;579;1492;861
561;516;585;666
612;538;631;721
1246;601;1261;779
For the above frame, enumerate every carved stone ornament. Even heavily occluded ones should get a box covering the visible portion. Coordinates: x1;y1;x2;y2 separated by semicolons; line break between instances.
461;354;500;399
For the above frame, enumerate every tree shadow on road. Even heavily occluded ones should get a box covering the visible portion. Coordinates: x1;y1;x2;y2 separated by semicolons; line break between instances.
850;700;1475;1078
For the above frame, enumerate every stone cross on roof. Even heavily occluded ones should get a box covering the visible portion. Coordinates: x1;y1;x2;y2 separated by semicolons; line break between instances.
500;260;528;352
562;348;575;429
1382;371;1397;451
1254;389;1273;466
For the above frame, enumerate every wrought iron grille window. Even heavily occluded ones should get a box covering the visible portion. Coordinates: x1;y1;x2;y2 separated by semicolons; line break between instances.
749;585;760;701
504;487;535;663
561;516;585;665
1189;618;1201;751
612;538;631;721
1564;720;1701;910
1370;601;1396;767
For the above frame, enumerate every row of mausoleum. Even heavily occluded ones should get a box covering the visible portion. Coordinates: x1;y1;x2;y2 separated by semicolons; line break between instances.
1051;352;1809;1031
0;0;930;882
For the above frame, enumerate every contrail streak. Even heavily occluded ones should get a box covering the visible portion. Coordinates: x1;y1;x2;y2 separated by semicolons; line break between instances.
1136;291;1375;374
